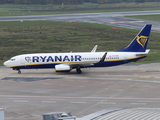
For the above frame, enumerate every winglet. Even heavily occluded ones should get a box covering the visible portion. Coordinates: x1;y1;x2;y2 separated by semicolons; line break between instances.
99;52;107;63
91;45;98;52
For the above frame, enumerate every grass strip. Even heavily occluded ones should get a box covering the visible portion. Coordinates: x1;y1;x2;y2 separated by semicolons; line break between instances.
0;2;160;16
126;14;160;22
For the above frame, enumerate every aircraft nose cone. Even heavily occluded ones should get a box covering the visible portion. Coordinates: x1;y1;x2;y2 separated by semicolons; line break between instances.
3;61;10;67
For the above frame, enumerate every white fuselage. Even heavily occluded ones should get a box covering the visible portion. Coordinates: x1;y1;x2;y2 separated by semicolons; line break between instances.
4;51;147;71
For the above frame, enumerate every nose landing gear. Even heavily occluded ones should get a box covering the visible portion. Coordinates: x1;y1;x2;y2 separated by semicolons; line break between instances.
13;68;22;74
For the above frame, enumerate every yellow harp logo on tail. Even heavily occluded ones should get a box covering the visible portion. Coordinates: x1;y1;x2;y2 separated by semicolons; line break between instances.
136;36;149;48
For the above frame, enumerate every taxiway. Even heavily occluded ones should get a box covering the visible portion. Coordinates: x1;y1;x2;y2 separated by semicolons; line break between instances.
0;63;160;120
0;11;160;33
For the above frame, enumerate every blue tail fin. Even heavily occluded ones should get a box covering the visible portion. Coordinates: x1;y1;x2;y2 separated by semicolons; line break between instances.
116;24;152;52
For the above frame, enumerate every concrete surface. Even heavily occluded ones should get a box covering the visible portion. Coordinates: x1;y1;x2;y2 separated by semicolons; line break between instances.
0;63;160;120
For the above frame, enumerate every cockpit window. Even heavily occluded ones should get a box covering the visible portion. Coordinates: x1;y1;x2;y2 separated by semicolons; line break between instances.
10;58;16;61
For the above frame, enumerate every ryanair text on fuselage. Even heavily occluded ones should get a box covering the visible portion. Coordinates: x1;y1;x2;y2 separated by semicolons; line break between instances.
25;55;82;63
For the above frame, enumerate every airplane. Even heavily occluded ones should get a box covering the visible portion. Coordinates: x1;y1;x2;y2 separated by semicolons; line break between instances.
3;24;152;74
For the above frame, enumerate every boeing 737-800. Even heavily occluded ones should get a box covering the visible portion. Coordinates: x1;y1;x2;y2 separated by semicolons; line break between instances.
4;24;152;74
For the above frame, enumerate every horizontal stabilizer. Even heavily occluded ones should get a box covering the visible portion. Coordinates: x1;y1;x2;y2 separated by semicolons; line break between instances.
136;49;150;56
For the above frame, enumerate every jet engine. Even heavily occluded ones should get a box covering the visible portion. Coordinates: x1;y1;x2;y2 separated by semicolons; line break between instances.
55;64;71;72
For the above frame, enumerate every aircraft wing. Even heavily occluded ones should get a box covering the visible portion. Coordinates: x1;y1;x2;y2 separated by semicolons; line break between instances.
55;62;95;72
67;52;107;68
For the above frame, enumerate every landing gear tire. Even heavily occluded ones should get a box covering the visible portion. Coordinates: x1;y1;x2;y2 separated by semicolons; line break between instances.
18;70;21;74
76;68;82;74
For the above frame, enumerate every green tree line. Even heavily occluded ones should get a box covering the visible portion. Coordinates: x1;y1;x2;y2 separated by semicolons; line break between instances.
0;0;160;4
86;0;160;3
0;0;83;4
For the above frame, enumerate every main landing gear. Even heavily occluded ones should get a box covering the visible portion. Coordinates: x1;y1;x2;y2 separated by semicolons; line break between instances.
17;70;21;74
76;68;82;74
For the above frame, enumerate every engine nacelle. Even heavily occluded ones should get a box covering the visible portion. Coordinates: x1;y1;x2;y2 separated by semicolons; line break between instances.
55;64;71;72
